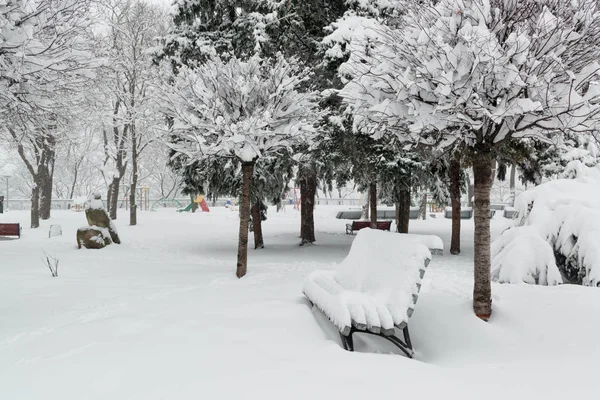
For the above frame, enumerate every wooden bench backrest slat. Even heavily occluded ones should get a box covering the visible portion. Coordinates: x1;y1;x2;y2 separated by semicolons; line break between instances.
351;221;392;231
0;223;21;237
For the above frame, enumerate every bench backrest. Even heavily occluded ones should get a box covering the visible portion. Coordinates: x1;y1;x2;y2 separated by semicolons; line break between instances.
352;220;392;230
0;223;20;237
335;229;431;325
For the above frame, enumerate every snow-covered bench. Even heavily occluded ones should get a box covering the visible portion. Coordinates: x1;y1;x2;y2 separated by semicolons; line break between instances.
397;233;444;255
303;229;431;357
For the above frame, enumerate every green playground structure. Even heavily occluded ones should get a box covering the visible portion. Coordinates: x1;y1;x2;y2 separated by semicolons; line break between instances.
176;203;193;213
150;198;185;212
175;195;210;213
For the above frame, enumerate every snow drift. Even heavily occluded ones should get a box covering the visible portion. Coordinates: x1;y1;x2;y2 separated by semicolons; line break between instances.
492;161;600;286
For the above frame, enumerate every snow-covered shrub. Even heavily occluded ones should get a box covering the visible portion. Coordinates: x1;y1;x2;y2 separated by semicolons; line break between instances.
492;161;600;286
491;226;561;286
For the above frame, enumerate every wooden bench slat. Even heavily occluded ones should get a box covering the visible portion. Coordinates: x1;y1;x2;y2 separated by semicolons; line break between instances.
0;223;20;238
345;220;392;235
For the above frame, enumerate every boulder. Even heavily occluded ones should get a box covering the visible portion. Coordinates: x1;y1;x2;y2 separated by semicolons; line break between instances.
84;193;121;244
77;226;112;249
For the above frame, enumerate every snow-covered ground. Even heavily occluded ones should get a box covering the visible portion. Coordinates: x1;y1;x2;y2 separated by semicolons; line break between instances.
2;206;599;399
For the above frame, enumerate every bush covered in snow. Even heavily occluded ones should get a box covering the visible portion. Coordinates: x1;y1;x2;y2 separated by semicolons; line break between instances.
492;161;600;287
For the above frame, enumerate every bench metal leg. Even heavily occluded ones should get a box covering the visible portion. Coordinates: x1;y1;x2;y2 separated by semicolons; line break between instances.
341;326;413;358
339;331;354;351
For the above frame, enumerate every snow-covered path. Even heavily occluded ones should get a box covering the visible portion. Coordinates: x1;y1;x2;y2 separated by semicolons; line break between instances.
1;207;599;399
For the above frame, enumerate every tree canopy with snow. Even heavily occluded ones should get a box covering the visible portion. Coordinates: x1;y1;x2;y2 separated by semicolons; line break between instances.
336;0;600;319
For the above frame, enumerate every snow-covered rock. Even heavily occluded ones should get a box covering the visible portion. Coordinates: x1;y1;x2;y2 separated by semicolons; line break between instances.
492;161;600;287
303;229;431;335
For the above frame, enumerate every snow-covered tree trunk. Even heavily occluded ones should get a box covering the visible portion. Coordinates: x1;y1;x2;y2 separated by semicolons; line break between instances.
396;187;410;233
300;169;317;245
369;182;377;228
509;164;517;207
466;174;474;208
450;156;461;255
237;162;254;278
252;201;264;249
420;193;427;220
473;150;493;320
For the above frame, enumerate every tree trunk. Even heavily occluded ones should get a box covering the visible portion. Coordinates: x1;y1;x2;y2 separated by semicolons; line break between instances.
31;183;40;229
450;156;462;255
129;124;138;226
369;182;377;228
252;201;264;249
39;133;56;220
509;163;516;207
109;177;121;220
129;184;137;225
466;173;474;207
236;162;254;278
106;186;112;211
300;167;316;245
39;170;53;220
420;193;428;220
363;190;370;220
472;150;493;321
190;193;198;213
397;187;410;233
69;162;80;200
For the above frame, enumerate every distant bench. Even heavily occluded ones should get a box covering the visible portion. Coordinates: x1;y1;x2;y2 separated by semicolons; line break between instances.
346;220;391;235
336;208;420;220
0;223;21;238
444;208;496;219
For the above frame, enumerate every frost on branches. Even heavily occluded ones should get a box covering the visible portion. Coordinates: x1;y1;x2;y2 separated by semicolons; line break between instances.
492;161;600;287
163;54;320;163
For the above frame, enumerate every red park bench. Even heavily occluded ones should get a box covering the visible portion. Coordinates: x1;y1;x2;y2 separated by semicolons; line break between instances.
346;220;392;235
0;223;21;238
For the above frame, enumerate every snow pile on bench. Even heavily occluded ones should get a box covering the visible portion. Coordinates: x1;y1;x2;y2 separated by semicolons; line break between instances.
491;161;600;287
303;229;431;335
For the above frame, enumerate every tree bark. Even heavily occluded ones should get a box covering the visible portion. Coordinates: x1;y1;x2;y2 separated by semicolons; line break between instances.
31;183;40;229
450;156;462;255
369;182;377;228
397;187;411;233
252;201;264;249
129;123;138;226
363;190;370;220
420;193;428;220
472;150;493;321
39;133;56;220
190;193;198;213
109;177;120;220
69;160;80;200
300;167;316;245
509;163;516;207
237;162;254;278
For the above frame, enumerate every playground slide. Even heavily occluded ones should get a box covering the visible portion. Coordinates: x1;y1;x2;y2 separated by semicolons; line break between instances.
177;203;193;213
177;195;210;213
198;198;210;212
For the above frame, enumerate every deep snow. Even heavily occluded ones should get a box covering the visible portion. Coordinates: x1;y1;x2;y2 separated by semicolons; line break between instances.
2;206;600;399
